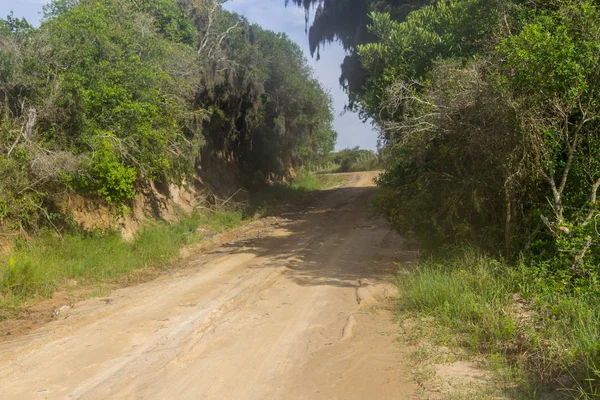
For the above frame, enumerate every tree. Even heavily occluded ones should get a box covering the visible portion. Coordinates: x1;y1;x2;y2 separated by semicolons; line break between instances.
498;1;600;270
0;0;337;230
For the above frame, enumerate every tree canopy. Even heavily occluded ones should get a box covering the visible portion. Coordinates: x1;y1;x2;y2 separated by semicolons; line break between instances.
286;0;430;97
0;0;337;229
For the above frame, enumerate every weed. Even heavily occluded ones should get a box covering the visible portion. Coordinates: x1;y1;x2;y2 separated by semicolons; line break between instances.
289;170;345;192
397;247;600;397
0;210;243;319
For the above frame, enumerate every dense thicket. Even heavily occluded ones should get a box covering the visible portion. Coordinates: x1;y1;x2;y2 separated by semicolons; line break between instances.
358;0;600;268
0;0;336;230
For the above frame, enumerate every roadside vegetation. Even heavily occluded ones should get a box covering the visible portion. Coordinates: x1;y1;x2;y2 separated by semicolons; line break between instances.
0;0;337;233
289;169;346;192
398;249;600;398
289;0;600;396
0;209;243;320
311;147;385;173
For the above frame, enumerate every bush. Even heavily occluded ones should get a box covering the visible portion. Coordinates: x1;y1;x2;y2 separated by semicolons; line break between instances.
81;140;137;204
289;170;326;192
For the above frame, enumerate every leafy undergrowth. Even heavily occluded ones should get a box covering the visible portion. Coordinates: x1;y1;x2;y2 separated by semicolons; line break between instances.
0;210;243;320
397;248;600;399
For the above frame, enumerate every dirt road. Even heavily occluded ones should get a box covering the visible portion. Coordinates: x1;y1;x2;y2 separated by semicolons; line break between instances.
0;171;419;400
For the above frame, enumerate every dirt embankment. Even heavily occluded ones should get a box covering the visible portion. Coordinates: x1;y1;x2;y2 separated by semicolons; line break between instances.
0;171;424;399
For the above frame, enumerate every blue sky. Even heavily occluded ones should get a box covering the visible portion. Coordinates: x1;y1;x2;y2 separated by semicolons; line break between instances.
0;1;47;24
0;0;379;150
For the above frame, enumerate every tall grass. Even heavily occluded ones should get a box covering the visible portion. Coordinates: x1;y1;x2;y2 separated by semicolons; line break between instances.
0;210;243;319
397;248;600;397
399;251;518;350
289;169;328;191
289;169;346;191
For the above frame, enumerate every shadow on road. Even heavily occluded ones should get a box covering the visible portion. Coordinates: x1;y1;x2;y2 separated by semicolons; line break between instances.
212;179;419;290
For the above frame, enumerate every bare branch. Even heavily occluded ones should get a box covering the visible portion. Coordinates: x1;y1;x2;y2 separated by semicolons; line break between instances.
558;112;587;196
540;165;563;223
584;176;600;223
572;236;593;276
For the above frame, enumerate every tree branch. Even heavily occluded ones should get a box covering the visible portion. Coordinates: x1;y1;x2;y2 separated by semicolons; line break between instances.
584;176;600;223
558;112;587;196
540;164;563;222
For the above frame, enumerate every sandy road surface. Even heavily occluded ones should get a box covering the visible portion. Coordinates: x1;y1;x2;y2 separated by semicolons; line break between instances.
0;171;418;400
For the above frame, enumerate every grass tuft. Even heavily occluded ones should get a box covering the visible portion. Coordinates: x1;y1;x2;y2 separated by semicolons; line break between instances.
0;210;243;320
289;169;346;192
397;247;600;398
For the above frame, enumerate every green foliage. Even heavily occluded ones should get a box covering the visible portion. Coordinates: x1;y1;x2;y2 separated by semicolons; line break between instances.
398;248;600;395
83;140;137;203
314;147;382;173
495;2;600;271
360;0;600;264
138;0;197;45
371;60;521;249
200;22;337;183
0;0;336;231
41;0;196;179
0;12;33;37
358;0;504;119
0;210;243;319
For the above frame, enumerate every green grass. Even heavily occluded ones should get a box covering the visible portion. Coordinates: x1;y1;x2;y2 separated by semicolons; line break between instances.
289;169;327;191
0;210;243;320
397;248;600;398
399;251;518;351
249;170;347;213
289;169;346;191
